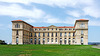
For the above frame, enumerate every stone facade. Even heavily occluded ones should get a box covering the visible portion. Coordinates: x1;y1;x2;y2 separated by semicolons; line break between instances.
12;19;89;45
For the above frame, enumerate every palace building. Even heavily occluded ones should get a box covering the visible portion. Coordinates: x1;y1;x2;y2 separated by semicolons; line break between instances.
12;19;89;45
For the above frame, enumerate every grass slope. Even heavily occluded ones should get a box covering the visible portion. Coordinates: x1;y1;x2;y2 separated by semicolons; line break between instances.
0;45;100;56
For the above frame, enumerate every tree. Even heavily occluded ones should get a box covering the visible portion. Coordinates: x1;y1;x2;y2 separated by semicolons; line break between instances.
0;40;7;45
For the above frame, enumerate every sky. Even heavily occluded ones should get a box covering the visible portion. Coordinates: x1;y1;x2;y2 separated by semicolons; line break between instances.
0;0;100;43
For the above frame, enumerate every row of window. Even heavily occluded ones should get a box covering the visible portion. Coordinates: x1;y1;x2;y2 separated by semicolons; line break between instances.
17;37;83;44
34;28;75;31
34;32;75;37
33;38;75;43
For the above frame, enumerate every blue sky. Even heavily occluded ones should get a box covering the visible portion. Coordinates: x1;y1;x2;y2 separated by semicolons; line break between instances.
0;0;100;43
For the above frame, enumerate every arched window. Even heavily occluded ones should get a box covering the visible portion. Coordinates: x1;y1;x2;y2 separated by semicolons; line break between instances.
51;38;53;42
73;38;75;43
34;38;36;44
16;37;18;44
81;37;83;43
60;38;62;44
55;38;57;42
43;38;45;44
47;38;49;42
30;38;33;44
38;38;40;44
64;38;67;44
68;38;71;45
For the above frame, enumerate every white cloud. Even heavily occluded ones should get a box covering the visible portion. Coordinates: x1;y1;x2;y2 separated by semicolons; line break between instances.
89;20;100;26
43;15;76;25
67;10;81;17
25;18;36;23
7;24;12;29
0;0;30;5
0;4;45;19
0;0;100;26
83;6;100;18
0;0;94;8
43;15;62;23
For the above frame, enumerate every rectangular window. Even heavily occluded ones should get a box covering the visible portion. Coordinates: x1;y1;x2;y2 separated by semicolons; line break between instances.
16;30;18;35
56;32;57;37
39;33;40;37
65;32;67;37
60;32;62;37
81;30;84;35
43;33;45;37
35;33;36;37
48;33;49;37
31;33;32;37
47;38;49;42
73;33;75;36
51;33;53;37
69;32;71;37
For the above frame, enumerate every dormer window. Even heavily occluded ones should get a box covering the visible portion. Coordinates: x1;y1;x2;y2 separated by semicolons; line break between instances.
69;28;72;30
43;28;46;30
56;28;57;30
65;28;67;30
59;28;63;30
35;29;37;31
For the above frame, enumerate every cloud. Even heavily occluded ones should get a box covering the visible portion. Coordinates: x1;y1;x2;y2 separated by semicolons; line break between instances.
83;6;100;18
0;4;45;19
43;15;76;25
7;24;12;29
0;0;30;5
89;20;100;26
67;10;81;17
0;0;100;26
25;18;36;23
0;0;94;8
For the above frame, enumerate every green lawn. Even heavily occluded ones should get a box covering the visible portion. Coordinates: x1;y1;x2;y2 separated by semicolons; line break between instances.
0;45;100;56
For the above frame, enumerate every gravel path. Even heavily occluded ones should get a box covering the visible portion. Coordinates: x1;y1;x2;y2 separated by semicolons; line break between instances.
92;45;100;49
